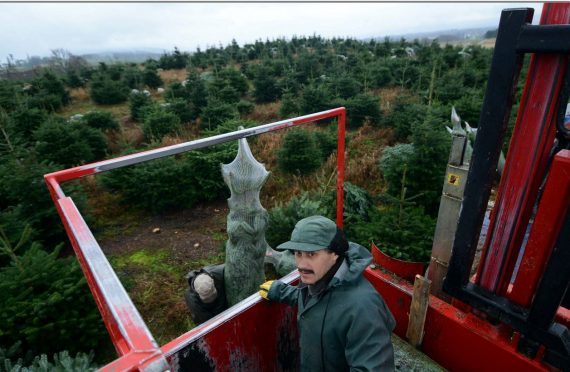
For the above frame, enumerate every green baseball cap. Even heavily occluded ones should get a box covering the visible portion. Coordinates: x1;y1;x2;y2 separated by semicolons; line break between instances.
277;215;337;252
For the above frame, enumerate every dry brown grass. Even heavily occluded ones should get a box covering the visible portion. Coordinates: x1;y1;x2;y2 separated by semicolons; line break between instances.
344;124;394;195
376;86;408;113
479;38;496;49
69;87;90;102
246;101;280;123
158;68;188;85
108;120;145;152
249;124;389;209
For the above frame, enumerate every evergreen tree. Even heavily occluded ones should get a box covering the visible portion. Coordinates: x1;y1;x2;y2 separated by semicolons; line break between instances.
34;117;107;168
277;129;322;174
252;64;280;103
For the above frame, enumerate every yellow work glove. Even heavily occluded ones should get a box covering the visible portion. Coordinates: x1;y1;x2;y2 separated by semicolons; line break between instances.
259;280;274;300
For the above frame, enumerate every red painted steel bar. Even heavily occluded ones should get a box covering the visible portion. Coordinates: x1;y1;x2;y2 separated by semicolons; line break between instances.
477;3;570;293
508;150;570;306
44;109;347;370
336;109;346;228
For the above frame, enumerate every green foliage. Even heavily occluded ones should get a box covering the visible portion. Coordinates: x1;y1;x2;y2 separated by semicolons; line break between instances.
100;144;236;213
0;234;107;359
0;347;97;372
252;65;281;103
350;205;435;262
279;91;300;118
322;182;374;238
277;129;322;175
266;192;331;248
165;98;194;124
121;65;143;90
0;211;36;266
25;71;70;112
142;108;181;141
129;91;153;121
89;75;129;105
212;82;240;105
201;118;257;136
330;75;362;99
379;143;416;196
300;83;333;115
186;72;208;116
453;92;484;127
369;64;393;89
343;93;381;128
34;117;107;168
218;68;249;96
142;68;163;89
8;108;48;143
158;47;189;69
201;98;238;130
435;69;464;103
165;81;190;101
81;111;120;131
406;113;451;215
0;157;69;245
66;70;85;89
236;99;254;116
0;81;21;112
339;182;373;223
313;127;337;161
382;100;427;140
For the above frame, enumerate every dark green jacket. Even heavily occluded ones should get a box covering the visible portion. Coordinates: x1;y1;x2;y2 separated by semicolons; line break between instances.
268;243;396;371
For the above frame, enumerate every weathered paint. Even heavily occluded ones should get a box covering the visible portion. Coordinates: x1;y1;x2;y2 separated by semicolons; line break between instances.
162;271;300;371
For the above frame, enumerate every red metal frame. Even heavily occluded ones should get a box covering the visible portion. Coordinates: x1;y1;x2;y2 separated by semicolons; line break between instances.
370;243;425;283
477;3;570;294
364;268;550;372
44;108;347;370
508;150;570;307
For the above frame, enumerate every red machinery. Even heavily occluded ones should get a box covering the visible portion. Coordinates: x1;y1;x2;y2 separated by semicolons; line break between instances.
45;4;570;371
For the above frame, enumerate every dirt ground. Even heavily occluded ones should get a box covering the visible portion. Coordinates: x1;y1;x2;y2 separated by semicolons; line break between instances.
96;199;230;346
99;199;229;260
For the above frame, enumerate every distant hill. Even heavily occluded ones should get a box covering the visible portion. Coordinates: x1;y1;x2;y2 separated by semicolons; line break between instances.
80;49;164;64
366;26;497;44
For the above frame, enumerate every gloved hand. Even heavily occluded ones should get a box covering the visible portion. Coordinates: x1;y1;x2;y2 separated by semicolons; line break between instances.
259;280;274;300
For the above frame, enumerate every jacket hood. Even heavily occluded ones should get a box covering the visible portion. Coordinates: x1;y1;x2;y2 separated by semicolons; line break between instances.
330;242;372;287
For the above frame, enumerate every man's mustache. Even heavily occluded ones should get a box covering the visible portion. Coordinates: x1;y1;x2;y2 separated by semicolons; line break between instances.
298;268;314;274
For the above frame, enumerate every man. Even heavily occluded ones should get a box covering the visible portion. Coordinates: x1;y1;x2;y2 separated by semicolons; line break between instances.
184;264;227;324
259;215;395;371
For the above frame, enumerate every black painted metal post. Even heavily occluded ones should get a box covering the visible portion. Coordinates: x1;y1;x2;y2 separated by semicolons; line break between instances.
443;8;534;297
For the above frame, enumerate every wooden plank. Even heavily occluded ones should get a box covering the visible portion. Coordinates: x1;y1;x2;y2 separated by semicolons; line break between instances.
406;275;431;348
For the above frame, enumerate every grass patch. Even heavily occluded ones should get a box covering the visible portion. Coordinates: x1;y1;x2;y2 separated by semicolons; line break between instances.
186;252;225;271
112;249;174;274
109;247;193;345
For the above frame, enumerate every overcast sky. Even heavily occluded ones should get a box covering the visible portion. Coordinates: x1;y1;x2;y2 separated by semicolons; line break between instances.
0;2;541;61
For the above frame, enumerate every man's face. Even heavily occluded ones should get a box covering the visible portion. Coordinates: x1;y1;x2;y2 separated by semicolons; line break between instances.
294;249;338;285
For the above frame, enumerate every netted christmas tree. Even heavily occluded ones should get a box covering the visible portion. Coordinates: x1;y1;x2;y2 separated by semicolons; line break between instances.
221;132;271;306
